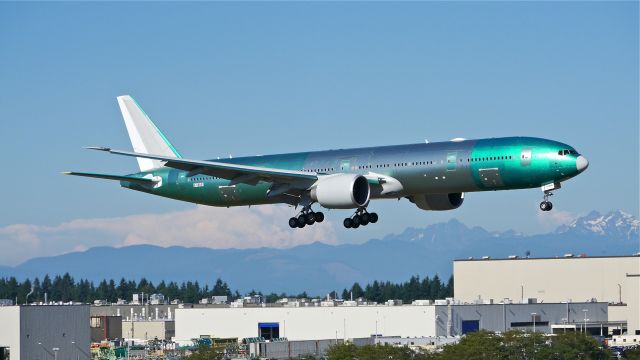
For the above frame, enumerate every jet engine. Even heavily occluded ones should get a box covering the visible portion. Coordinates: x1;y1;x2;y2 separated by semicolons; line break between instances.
311;174;370;209
409;192;464;211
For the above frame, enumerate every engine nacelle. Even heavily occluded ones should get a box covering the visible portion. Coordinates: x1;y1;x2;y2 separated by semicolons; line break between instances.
410;193;465;211
311;174;370;209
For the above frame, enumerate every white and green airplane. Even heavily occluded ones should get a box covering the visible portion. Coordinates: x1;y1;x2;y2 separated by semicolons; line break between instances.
66;96;589;229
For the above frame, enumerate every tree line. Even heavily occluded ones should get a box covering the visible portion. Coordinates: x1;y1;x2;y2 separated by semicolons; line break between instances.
325;331;620;360
0;273;452;305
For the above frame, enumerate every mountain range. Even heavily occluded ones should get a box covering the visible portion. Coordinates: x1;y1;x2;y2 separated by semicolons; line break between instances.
0;210;637;294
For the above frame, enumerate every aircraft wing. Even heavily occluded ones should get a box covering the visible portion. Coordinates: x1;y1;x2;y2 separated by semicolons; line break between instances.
86;147;318;188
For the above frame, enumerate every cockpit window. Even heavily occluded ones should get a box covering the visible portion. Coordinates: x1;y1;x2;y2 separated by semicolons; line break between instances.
558;149;578;156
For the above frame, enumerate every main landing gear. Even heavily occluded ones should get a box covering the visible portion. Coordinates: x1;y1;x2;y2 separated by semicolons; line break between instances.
343;208;378;229
539;191;553;212
288;206;325;229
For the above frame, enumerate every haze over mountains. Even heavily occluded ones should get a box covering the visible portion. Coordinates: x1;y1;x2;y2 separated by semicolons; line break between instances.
0;210;637;294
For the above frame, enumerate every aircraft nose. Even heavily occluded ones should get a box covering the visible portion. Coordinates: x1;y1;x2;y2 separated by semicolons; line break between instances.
576;155;589;173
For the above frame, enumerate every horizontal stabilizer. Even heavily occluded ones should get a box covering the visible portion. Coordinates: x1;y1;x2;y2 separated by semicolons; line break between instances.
63;171;156;185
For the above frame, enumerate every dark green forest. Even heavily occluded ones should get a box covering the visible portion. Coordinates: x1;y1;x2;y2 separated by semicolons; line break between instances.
0;273;452;304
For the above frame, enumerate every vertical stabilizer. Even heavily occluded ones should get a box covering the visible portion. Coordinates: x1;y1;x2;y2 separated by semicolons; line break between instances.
117;95;182;171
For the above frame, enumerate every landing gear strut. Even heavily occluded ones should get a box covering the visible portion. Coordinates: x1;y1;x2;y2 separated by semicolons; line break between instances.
539;191;553;212
343;208;378;229
539;182;560;212
288;205;324;229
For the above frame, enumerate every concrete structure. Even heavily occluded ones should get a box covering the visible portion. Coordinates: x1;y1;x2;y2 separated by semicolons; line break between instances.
453;255;640;335
122;319;175;340
0;305;90;360
175;301;608;341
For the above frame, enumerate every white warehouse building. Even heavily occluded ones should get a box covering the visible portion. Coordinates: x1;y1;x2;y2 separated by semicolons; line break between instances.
175;301;608;342
0;305;90;360
453;255;640;335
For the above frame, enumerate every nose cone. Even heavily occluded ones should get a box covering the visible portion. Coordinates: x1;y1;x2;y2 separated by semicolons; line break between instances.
576;155;589;173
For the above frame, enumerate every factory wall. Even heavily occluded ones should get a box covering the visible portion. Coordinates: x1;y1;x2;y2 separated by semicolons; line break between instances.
122;320;175;340
0;307;20;360
175;306;437;341
0;306;91;360
20;306;90;360
434;303;608;336
453;255;640;334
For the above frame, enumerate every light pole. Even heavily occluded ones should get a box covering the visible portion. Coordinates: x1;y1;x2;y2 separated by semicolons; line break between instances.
582;309;589;334
531;313;537;333
52;347;59;360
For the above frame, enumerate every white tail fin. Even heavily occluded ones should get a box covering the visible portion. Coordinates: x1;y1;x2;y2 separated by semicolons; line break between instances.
117;95;182;171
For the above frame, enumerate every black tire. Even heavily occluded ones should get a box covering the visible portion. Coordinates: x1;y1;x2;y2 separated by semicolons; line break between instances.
288;217;298;228
343;218;353;228
297;215;306;228
314;212;325;223
306;213;316;225
361;213;370;223
547;202;553;211
369;213;379;223
352;222;360;229
352;215;361;226
540;202;548;211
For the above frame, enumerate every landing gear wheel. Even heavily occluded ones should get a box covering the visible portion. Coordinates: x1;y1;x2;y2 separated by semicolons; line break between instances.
369;213;379;223
352;215;361;227
305;213;316;225
297;215;307;228
343;218;353;228
539;201;553;212
361;213;370;225
352;222;360;229
314;212;325;223
288;217;298;228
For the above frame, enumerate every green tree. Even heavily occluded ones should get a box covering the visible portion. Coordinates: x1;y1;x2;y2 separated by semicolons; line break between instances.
623;346;640;360
327;343;430;360
182;345;222;360
350;282;364;299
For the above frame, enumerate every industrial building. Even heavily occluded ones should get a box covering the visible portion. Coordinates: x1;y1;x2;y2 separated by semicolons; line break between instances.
174;301;608;342
453;254;640;335
122;319;175;340
0;305;90;360
90;316;122;342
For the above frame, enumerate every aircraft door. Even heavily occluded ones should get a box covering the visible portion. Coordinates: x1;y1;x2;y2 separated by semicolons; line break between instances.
446;152;457;171
340;159;350;172
520;148;532;166
338;158;357;172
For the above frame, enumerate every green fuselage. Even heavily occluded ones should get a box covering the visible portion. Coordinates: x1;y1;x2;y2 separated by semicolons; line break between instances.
121;136;585;207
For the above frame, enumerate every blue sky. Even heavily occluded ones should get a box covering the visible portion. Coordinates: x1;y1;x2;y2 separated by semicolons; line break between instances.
0;2;637;265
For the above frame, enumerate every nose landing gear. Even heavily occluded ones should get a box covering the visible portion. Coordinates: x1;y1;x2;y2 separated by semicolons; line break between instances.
343;208;378;229
288;205;324;229
539;182;560;212
540;191;553;212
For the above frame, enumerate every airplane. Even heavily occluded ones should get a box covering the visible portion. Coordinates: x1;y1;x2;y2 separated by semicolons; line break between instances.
66;95;589;229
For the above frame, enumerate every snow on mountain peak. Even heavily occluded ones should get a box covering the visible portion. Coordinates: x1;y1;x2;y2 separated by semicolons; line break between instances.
557;210;640;240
